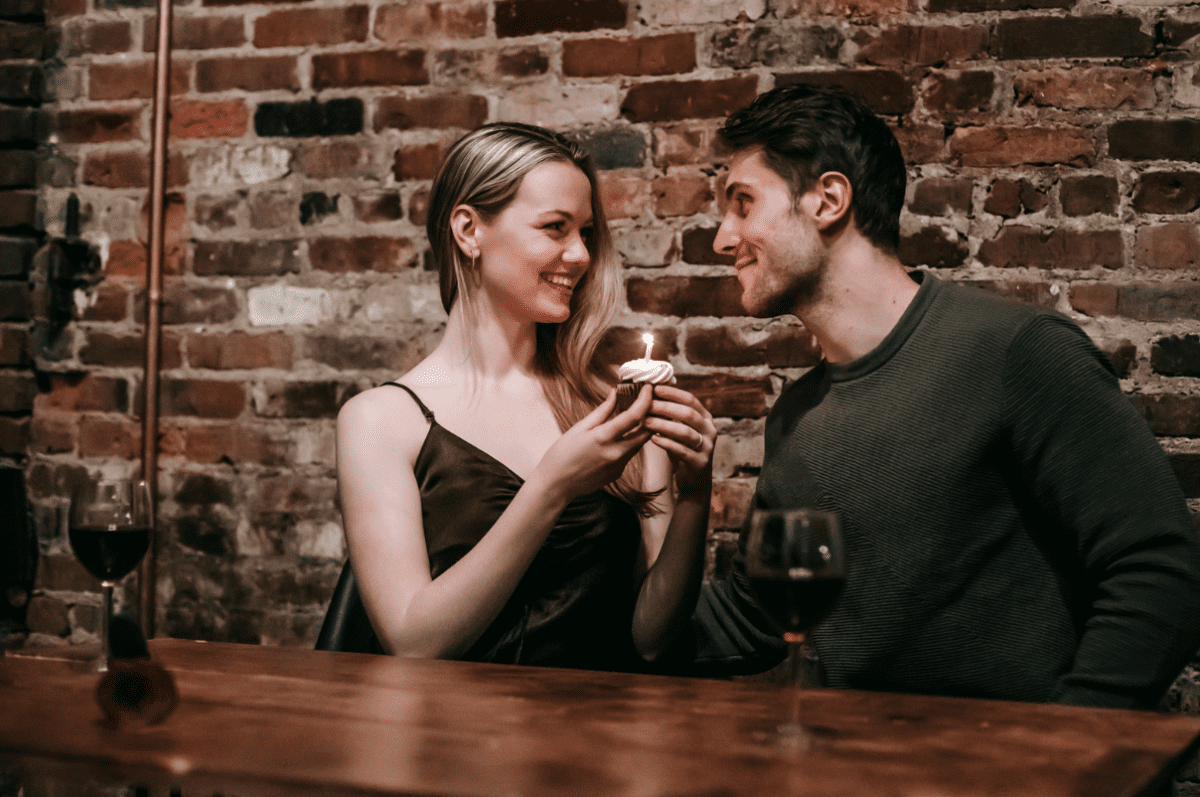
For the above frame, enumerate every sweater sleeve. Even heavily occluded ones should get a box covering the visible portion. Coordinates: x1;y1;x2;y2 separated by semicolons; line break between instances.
1004;314;1200;709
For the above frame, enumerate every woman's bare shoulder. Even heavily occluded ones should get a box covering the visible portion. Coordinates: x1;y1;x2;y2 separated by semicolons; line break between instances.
338;380;434;460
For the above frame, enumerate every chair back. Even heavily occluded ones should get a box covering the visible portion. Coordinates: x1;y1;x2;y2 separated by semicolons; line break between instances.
315;560;384;654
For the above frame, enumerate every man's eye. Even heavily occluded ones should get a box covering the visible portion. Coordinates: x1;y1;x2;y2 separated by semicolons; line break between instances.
545;221;565;233
581;227;594;241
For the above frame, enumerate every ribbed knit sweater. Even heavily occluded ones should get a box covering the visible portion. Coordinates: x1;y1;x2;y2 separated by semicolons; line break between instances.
690;272;1200;709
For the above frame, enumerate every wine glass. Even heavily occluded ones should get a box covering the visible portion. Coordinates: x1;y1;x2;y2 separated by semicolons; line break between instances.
744;508;846;748
68;478;153;672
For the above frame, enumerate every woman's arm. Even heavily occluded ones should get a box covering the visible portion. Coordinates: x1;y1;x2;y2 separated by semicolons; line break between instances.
337;386;654;660
630;385;717;661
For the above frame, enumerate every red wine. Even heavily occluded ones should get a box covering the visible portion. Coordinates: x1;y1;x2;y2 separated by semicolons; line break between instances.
69;525;150;582
746;574;846;636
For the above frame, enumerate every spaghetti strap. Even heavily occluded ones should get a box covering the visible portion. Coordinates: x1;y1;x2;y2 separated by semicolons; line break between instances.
381;382;435;423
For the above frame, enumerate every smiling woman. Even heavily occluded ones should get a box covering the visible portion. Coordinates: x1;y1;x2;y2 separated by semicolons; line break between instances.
329;123;718;671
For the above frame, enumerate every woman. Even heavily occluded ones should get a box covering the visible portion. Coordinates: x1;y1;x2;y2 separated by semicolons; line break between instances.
336;122;716;670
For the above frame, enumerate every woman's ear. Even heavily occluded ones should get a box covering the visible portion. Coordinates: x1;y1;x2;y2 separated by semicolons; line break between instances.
810;171;852;232
450;205;481;260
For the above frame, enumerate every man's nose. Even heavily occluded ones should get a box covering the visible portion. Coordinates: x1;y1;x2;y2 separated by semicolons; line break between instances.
713;214;739;256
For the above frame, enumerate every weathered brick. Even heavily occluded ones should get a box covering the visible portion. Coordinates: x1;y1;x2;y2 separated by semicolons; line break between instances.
984;179;1045;217
1109;120;1200;163
775;70;912;115
640;0;765;25
194;240;301;277
407;187;430;225
34;552;96;593
1135;224;1200;271
189;331;294;370
354;193;403;223
950;126;1094;168
681;226;735;265
498;83;618;127
621;76;759;123
626;275;745;317
1129;394;1200;438
1060;175;1118;217
254;380;351;419
956;279;1057;309
977;227;1122;269
1168;452;1200;499
294;140;369;179
650;122;728;168
927;0;1068;9
45;0;85;16
597;171;649;220
570;126;646;171
0;64;44;104
163;422;286;467
856;25;988;66
80;281;129;322
196;56;298;93
253;6;369;48
61;19;130;56
161;282;239;325
899;226;968;269
312;50;428;90
921;70;993;113
909;177;972;216
375;94;487;131
891;123;944;165
564;33;694;77
53;109;141;144
304;335;423;371
996;16;1154;60
0;326;28;366
1152;334;1200;378
676;373;770;418
1133;172;1200;215
151;15;245;51
391;142;449;181
35;373;127;413
248;192;294;231
613;226;677;267
169;99;248;140
1097;338;1136;380
78;416;140;460
310;237;418;273
161;378;245;419
712;23;843;71
0;191;37;228
0;109;44;145
26;595;69;636
29;415;72;455
375;2;487;42
1070;282;1200;322
1014;68;1154;111
0;20;53;59
82;149;187;188
710;478;756;534
495;0;626;37
299;192;339;226
652;170;714;218
686;324;820;368
597;326;679;368
89;60;189;101
254;99;363;138
80;330;183;369
0;237;36;277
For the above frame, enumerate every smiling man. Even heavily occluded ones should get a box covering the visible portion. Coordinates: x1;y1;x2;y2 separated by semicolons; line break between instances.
686;84;1200;709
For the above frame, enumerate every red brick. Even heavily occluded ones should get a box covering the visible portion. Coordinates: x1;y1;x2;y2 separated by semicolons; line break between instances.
310;236;418;273
196;56;299;93
651;169;714;217
26;595;69;636
686;324;820;368
899;226;968;269
921;70;994;113
710;477;756;532
497;47;550;78
53;109;142;144
163;422;287;467
949;126;1094;168
188;331;294;370
1135;224;1200;270
161;281;239;325
169;99;248;139
375;94;487;131
1151;334;1200;378
564;33;694;77
955;279;1057;309
312;50;427;90
776;70;913;115
78;416;141;459
82;149;187;188
777;0;913;17
256;380;349;419
80;330;183;369
374;2;487;43
996;16;1154;61
149;15;245;51
161;378;246;419
0;326;27;366
596;326;679;368
0;191;36;228
598;170;650;220
35;374;128;413
977;227;1123;270
681;226;734;266
676;373;771;418
856;25;988;66
626;275;745;317
29;415;72;454
137;191;188;276
45;0;86;17
294;140;369;179
0;373;33;414
891;123;944;164
710;23;843;71
1109;120;1200;163
194;240;301;277
63;19;130;56
1129;393;1200;438
1069;282;1200;322
1015;68;1154;111
253;6;369;48
81;280;130;322
305;335;424;371
621;76;758;123
354;193;403;223
0;151;36;188
104;240;148;279
983;179;1045;218
391;142;448;181
495;0;626;37
651;122;729;168
1069;283;1118;317
1133;172;1200;215
34;553;95;592
89;60;189;101
1060;175;1118;217
909;177;973;216
408;186;430;225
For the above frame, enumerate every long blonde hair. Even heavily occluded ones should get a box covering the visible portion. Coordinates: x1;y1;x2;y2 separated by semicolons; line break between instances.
427;123;657;515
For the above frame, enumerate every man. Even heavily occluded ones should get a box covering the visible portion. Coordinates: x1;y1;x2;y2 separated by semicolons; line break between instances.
688;83;1200;709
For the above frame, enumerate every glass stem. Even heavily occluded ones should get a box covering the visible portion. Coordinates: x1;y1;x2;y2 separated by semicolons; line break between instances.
784;633;806;727
99;582;113;673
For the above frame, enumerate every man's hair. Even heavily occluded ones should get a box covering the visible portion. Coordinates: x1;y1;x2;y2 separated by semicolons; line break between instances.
719;83;906;253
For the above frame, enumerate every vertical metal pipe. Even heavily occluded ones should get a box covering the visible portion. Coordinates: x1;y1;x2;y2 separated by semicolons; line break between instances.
139;0;173;640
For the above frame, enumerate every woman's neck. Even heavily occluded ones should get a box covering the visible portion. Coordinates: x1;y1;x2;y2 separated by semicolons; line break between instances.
439;300;541;383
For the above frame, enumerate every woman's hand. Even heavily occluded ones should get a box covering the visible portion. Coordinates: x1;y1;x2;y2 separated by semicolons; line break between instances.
531;385;655;505
643;384;716;497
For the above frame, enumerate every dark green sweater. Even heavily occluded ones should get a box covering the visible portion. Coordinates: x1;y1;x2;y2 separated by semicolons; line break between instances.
691;272;1200;709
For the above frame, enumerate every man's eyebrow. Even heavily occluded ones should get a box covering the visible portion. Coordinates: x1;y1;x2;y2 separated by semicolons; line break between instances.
724;181;749;200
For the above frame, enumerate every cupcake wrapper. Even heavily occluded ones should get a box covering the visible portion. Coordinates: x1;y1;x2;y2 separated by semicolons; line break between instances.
614;382;640;412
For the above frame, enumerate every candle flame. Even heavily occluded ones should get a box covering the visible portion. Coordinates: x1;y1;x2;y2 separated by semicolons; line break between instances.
641;332;654;360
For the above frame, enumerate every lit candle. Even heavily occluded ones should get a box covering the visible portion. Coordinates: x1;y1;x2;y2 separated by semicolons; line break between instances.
642;332;654;360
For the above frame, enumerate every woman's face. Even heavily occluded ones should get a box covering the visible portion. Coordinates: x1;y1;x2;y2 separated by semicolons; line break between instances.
472;160;595;326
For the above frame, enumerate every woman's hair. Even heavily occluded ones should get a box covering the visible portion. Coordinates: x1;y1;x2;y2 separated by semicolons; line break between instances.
427;122;657;514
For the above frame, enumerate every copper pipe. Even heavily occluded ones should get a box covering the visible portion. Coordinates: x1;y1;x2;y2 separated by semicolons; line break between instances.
139;0;173;640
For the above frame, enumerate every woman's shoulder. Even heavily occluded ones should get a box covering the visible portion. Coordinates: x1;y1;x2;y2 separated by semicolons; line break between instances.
338;375;436;458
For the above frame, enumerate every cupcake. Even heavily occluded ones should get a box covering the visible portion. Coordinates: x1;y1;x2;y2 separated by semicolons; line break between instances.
615;334;675;412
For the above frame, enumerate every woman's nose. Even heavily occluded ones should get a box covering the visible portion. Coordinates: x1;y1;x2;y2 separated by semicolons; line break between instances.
564;231;591;264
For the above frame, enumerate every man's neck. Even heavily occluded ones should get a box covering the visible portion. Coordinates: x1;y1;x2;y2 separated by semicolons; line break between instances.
796;241;920;365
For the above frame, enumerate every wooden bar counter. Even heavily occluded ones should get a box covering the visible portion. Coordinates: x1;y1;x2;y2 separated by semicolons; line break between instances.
3;638;1199;797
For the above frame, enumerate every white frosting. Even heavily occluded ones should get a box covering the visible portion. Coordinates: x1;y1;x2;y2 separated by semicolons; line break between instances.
618;358;675;385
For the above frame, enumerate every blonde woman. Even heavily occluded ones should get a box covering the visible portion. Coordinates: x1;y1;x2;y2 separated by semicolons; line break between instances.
336;123;716;669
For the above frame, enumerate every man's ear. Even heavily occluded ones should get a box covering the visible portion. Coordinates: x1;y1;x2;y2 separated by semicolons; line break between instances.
810;171;852;232
450;205;482;259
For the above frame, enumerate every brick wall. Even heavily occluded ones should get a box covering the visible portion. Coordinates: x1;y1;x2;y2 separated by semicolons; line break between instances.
15;0;1200;747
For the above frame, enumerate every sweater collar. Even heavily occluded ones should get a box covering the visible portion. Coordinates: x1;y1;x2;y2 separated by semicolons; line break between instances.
824;270;939;383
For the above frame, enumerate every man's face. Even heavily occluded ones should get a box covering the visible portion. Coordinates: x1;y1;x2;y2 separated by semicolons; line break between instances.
713;148;825;318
